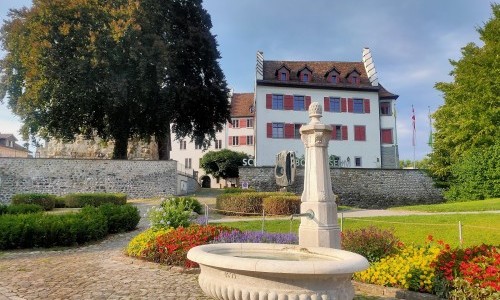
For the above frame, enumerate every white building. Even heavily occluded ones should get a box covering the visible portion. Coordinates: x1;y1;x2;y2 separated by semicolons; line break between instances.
254;48;399;168
170;93;255;188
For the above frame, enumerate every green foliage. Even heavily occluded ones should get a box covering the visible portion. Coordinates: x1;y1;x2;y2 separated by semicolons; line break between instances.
450;278;500;300
430;4;500;187
87;204;140;233
0;204;43;215
445;143;500;201
11;193;56;211
54;196;66;208
216;192;295;216
0;0;230;159
399;157;431;169
341;226;400;263
148;196;199;229
223;187;257;194
64;193;127;208
0;203;139;249
262;195;300;215
200;149;249;179
391;198;500;212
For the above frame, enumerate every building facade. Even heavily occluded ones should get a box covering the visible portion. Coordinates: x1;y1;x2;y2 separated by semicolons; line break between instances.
0;133;31;158
254;48;399;168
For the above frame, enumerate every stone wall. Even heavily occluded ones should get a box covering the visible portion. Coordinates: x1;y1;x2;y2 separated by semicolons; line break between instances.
239;167;444;208
0;158;199;204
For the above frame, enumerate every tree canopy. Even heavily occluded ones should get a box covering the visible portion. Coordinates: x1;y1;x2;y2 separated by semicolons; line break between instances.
0;0;230;159
200;149;249;179
429;4;499;198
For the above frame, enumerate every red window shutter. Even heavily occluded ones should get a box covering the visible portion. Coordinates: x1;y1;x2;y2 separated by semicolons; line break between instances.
228;136;233;145
361;126;366;141
364;99;370;113
267;123;272;138
324;97;330;111
355;126;366;141
240;119;246;128
284;123;294;138
239;136;246;145
305;96;311;110
341;98;347;112
284;95;294;110
337;76;341;83
342;126;348;140
266;94;272;109
348;98;354;112
228;121;232;128
381;129;393;144
331;124;336;139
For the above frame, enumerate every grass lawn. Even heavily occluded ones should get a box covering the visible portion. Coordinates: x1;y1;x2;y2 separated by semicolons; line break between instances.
390;198;500;212
217;213;500;248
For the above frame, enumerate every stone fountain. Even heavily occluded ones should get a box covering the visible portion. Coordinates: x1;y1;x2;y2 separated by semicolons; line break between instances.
187;102;369;300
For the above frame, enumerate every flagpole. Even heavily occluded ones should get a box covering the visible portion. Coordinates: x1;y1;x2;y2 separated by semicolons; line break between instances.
412;105;416;169
428;106;433;147
393;102;398;168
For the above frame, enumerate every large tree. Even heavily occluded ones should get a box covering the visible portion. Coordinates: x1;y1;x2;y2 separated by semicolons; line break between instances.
0;0;230;160
200;149;249;180
429;4;499;192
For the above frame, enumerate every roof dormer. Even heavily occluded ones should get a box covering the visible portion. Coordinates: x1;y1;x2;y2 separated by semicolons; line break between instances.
325;67;341;83
275;65;291;81
297;66;313;82
346;68;361;84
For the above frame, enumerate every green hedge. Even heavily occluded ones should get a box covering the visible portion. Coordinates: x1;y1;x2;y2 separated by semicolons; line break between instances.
11;193;56;211
0;204;44;215
262;195;301;215
222;187;257;194
216;192;295;216
64;193;127;208
0;204;139;249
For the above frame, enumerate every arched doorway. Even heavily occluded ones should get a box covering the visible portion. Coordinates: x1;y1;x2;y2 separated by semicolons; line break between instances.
201;176;211;188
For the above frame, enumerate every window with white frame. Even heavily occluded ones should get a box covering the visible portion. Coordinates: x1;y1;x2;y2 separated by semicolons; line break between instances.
246;135;254;145
272;95;284;110
272;123;284;138
215;139;222;149
354;157;362;167
185;158;192;169
232;136;239;146
353;99;364;113
231;119;239;128
179;140;187;150
246;118;254;128
293;96;305;111
329;97;341;112
380;102;392;116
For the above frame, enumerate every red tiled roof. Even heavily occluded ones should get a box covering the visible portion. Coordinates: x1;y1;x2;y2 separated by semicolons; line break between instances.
262;60;371;86
0;133;17;141
230;93;255;117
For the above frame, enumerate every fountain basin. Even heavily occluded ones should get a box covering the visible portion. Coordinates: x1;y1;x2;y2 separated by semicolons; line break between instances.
187;243;369;300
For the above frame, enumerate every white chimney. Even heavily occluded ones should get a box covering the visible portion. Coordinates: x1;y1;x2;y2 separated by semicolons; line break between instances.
256;51;264;80
362;47;379;86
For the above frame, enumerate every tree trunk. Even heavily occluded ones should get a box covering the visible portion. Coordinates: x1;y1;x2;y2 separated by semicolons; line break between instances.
157;131;171;160
112;135;128;159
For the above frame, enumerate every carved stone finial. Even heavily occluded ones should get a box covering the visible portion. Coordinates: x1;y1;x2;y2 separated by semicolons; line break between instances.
308;102;322;123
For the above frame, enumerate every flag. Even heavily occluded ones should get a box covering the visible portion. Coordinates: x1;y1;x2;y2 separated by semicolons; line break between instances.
412;105;416;147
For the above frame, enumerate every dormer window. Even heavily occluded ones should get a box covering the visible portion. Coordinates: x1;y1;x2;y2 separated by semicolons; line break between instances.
346;69;361;84
302;73;309;82
276;65;290;81
298;66;312;82
325;67;340;83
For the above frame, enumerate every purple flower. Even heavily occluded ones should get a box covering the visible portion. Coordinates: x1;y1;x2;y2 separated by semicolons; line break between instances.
213;230;298;244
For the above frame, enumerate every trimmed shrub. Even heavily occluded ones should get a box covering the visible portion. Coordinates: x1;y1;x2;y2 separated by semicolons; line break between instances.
216;192;295;216
223;187;256;194
262;195;300;215
64;193;127;208
11;193;56;211
54;196;66;208
341;226;400;263
85;204;140;233
0;204;44;215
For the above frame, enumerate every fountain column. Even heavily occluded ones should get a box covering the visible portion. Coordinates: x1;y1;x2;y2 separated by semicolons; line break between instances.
299;102;341;249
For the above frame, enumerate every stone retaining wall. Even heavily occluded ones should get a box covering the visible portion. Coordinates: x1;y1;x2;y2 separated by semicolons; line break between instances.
239;167;444;208
0;158;199;204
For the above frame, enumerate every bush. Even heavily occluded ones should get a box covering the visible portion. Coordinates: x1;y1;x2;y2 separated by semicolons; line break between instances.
148;197;200;229
0;204;43;215
142;224;232;268
262;195;300;215
223;187;256;194
125;228;173;258
168;196;203;214
11;193;56;211
84;204;140;233
64;193;127;208
216;192;295;216
214;230;298;244
341;226;400;263
54;196;66;208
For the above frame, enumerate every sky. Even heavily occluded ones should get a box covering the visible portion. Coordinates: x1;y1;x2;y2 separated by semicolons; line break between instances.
0;0;494;160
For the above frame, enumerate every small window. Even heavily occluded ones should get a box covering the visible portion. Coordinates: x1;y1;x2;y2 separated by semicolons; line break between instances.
293;96;305;111
380;102;391;116
247;118;254;128
353;99;364;113
232;136;239;146
185;158;192;169
246;136;254;145
195;144;202;150
329;97;341;112
332;125;342;140
272;123;284;138
272;95;284;110
215;140;222;149
302;73;309;82
331;75;337;83
180;140;187;150
231;119;239;128
354;125;366;141
294;124;303;139
280;72;287;81
354;157;362;167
